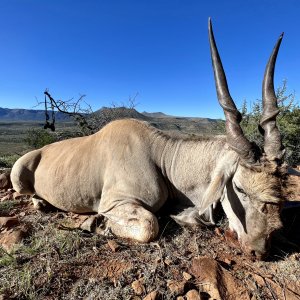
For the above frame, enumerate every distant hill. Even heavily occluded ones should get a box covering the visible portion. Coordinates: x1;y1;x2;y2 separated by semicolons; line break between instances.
0;107;69;121
93;108;223;134
142;112;219;123
0;107;148;122
142;111;173;118
0;107;223;135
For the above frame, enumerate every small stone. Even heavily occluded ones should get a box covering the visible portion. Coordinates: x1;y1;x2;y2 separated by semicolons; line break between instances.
0;216;19;229
186;289;200;300
80;216;97;232
164;258;172;265
183;271;192;281
143;290;158;300
131;279;145;295
0;228;27;252
224;258;234;266
167;280;185;295
176;297;184;300
107;240;120;252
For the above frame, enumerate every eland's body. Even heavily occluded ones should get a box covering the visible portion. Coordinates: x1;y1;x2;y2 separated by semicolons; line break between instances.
12;119;229;239
11;19;293;259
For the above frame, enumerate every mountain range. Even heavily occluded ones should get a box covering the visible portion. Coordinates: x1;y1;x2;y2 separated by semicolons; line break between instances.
0;107;69;121
0;106;223;135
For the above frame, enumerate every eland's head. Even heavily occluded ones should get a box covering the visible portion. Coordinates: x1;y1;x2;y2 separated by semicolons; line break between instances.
208;19;288;259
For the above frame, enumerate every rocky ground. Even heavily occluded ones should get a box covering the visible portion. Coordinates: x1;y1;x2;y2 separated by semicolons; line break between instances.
0;169;300;300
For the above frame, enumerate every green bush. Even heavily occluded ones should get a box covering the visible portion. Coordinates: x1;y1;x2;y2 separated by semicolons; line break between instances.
241;80;300;166
24;128;57;149
0;154;20;168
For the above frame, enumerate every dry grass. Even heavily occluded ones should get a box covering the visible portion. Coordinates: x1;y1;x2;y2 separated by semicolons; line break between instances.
0;198;300;299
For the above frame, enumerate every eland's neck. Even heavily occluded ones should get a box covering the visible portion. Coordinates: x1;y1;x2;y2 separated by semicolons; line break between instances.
151;132;229;206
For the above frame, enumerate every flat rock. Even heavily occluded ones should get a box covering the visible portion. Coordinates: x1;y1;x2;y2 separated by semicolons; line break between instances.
190;256;250;300
0;228;27;252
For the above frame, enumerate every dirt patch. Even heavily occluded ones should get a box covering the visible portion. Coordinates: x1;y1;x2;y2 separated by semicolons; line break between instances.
90;258;132;281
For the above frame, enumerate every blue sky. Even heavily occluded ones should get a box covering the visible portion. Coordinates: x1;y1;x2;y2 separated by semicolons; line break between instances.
0;0;299;118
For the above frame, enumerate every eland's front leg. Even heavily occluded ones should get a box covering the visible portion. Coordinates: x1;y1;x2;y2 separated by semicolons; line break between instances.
101;203;159;242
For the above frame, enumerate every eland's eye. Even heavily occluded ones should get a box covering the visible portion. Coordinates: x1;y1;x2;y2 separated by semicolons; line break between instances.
234;184;246;195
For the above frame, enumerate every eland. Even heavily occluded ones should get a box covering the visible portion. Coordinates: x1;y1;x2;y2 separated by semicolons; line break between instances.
11;19;293;259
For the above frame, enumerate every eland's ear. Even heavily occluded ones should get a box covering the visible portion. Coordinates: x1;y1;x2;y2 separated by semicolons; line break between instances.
199;153;238;214
171;207;203;227
171;206;216;227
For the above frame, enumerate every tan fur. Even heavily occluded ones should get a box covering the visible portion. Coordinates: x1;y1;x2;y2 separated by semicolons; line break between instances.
11;119;286;255
240;167;282;203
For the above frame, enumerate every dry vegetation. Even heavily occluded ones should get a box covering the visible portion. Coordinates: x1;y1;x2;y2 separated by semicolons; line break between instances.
0;121;78;169
0;187;300;300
